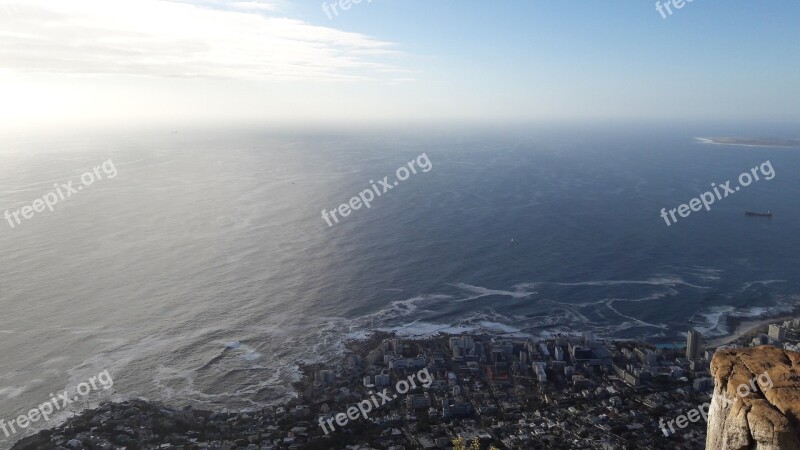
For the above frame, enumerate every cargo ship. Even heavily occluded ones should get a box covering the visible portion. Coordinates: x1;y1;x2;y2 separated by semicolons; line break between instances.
745;211;773;217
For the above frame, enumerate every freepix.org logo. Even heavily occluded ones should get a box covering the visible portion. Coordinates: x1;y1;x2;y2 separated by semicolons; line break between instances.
658;370;772;437
659;160;775;226
318;367;434;434
4;159;118;230
321;153;432;228
655;0;694;19
321;0;372;20
0;370;113;441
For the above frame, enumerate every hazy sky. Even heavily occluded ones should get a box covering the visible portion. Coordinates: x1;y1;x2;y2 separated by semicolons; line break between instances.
1;0;799;132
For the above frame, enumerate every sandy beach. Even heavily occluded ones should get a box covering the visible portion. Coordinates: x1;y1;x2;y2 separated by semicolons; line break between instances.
705;314;799;349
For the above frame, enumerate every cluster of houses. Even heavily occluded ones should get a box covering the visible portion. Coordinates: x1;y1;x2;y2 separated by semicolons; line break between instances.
16;322;800;450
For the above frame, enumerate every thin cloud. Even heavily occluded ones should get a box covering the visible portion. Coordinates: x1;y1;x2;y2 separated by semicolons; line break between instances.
231;1;278;11
0;0;406;81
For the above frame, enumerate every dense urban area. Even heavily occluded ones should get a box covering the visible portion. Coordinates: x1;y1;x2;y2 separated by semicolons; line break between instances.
13;318;800;450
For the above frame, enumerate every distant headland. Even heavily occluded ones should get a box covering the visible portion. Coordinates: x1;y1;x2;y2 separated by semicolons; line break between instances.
695;137;800;148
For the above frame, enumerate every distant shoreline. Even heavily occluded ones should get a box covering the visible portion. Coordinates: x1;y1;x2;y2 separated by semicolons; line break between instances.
705;313;799;349
695;137;800;148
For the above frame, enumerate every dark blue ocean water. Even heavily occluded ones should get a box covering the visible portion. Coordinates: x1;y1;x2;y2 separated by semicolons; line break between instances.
1;122;798;444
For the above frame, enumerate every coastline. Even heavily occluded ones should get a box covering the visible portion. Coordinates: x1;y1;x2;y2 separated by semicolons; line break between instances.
704;314;799;349
11;323;800;449
9;331;703;450
694;136;800;148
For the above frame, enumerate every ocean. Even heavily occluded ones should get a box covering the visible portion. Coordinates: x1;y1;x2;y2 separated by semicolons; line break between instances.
1;122;799;445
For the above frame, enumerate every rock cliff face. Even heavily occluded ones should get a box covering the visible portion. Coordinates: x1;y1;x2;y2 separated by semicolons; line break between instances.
708;346;800;449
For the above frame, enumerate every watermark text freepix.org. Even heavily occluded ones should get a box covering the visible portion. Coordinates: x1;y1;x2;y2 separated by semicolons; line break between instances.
0;369;113;440
656;0;694;19
319;367;434;434
4;159;118;229
321;0;371;20
321;153;432;228
660;160;775;226
659;370;772;437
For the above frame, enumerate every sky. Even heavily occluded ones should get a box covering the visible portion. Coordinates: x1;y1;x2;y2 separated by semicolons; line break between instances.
0;0;799;133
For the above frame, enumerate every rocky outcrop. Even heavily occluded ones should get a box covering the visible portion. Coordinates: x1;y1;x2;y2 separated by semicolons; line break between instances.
708;346;800;449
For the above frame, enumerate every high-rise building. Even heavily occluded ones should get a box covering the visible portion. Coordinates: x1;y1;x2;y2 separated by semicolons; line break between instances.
375;373;391;387
635;348;657;366
693;377;713;391
317;370;336;385
686;329;701;360
769;324;786;343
